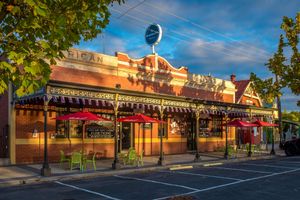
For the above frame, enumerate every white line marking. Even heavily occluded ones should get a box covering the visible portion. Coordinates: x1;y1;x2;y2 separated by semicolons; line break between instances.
212;167;271;174
114;175;199;191
160;170;242;181
55;181;121;200
242;163;296;169
154;168;300;200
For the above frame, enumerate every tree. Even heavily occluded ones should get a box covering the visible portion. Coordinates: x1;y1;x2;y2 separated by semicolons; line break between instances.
281;13;300;99
251;12;300;106
251;34;286;147
282;110;300;122
250;35;287;104
0;0;123;96
250;12;300;147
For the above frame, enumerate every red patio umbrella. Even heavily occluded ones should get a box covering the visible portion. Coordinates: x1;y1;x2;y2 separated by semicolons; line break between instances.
253;120;278;127
225;119;258;157
253;120;278;155
117;114;162;123
117;114;165;153
55;111;111;154
55;111;110;121
226;119;258;127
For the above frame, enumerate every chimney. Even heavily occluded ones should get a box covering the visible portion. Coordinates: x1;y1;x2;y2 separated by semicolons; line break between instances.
230;74;236;83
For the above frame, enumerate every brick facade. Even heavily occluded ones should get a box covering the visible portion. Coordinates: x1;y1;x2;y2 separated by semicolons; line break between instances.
6;49;271;164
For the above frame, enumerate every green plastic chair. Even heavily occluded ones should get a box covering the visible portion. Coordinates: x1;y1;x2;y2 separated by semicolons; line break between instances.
126;148;138;166
137;150;144;167
83;152;96;170
59;150;70;167
70;152;82;171
246;143;255;155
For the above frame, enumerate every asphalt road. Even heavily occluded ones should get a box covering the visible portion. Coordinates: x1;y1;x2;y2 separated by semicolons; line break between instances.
1;156;300;200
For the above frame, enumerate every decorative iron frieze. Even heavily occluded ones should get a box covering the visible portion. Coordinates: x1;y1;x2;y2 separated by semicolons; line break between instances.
164;100;191;108
48;86;115;100
250;109;273;116
118;95;161;105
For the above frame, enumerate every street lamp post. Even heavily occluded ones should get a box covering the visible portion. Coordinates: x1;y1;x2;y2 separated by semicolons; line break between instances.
224;124;229;159
194;110;200;161
270;118;276;155
224;110;229;159
158;101;165;166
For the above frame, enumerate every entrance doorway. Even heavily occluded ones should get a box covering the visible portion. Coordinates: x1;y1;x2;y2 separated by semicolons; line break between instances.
187;120;196;151
0;124;9;166
0;125;9;158
121;123;132;150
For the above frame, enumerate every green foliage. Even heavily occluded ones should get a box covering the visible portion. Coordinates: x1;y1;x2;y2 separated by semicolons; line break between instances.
251;12;300;106
250;35;286;104
282;110;300;122
0;0;123;96
281;13;300;99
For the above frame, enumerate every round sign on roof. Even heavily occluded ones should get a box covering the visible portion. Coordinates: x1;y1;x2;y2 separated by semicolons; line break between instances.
145;24;162;46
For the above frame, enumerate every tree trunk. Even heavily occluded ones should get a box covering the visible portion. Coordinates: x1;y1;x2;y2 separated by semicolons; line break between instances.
277;95;283;149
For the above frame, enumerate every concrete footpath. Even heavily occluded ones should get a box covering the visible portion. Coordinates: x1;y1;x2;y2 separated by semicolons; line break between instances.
0;148;285;188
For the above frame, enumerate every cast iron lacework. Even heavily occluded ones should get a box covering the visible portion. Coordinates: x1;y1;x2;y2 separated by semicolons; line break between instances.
48;87;114;100
251;109;273;115
118;95;161;105
164;100;190;108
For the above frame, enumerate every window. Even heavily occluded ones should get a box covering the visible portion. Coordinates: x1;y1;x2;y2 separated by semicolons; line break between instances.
69;120;83;138
246;100;253;105
211;116;222;137
55;110;68;138
86;122;114;138
159;117;168;137
55;109;83;138
199;118;209;137
200;119;209;128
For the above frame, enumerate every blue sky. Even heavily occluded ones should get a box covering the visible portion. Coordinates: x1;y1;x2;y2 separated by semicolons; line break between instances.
76;0;300;111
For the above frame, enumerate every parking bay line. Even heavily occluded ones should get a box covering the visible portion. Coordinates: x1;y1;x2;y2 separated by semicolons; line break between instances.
242;163;296;169
154;168;300;200
211;166;272;174
55;181;121;200
114;175;199;191
160;170;242;181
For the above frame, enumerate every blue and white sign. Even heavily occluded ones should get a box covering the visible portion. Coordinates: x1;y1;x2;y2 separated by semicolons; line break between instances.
145;24;162;46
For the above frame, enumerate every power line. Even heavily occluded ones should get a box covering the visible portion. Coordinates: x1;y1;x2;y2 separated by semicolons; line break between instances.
110;8;266;64
117;0;147;19
113;2;269;61
142;1;272;57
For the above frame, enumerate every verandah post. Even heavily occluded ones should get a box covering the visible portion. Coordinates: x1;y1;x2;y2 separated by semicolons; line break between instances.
158;99;165;166
112;93;121;169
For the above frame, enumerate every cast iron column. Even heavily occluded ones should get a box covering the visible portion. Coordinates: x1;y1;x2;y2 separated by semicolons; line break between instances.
270;117;276;155
248;109;253;157
248;131;252;157
270;130;275;155
224;116;229;159
112;94;121;169
194;110;200;161
158;103;165;166
276;75;283;149
41;96;51;176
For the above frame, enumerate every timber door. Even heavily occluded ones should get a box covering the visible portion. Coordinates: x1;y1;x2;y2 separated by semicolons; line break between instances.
0;125;9;158
187;120;196;150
